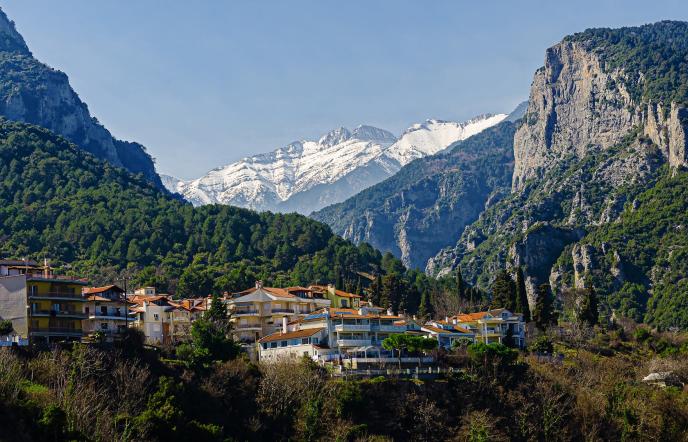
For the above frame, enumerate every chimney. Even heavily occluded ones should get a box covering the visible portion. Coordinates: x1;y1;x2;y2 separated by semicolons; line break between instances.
282;317;288;334
445;316;449;323
43;258;49;278
256;280;263;289
387;307;394;316
327;283;335;295
452;318;457;325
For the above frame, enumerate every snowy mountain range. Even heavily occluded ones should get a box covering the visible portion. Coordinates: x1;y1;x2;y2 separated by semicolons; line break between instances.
163;113;507;214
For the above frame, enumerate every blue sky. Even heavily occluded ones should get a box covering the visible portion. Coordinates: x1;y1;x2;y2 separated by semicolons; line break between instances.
3;1;687;179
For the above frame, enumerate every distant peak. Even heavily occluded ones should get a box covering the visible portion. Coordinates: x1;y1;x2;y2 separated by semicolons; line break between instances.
319;127;351;147
0;8;31;55
351;125;397;143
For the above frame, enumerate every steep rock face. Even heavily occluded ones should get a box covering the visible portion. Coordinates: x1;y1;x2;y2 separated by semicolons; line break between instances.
512;40;639;191
428;23;688;308
314;121;517;269
0;8;162;187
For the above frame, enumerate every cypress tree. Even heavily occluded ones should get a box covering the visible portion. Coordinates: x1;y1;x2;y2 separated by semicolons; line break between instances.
514;267;531;321
418;290;433;319
533;284;556;331
579;280;599;326
456;268;466;299
490;270;515;310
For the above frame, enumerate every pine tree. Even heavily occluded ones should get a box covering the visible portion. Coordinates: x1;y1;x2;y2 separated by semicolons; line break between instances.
514;267;531;321
205;293;228;327
533;284;556;331
335;265;343;289
369;274;382;306
355;276;362;296
490;270;515;310
579;280;599;326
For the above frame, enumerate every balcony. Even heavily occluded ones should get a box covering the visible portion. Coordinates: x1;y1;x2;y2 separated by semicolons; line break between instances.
31;310;87;319
87;312;131;321
233;310;259;317
30;327;83;336
375;324;406;332
234;324;262;331
337;339;372;347
271;309;295;314
28;292;85;301
335;324;372;332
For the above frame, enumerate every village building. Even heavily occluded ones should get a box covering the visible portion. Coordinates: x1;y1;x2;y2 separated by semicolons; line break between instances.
228;282;331;344
0;260;87;344
82;285;132;342
450;308;526;348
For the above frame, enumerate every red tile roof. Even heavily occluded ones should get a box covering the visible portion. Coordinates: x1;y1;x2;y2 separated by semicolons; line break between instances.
258;327;324;343
83;285;124;295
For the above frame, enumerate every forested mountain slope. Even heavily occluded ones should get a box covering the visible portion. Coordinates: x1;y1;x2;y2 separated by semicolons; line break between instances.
0;119;413;298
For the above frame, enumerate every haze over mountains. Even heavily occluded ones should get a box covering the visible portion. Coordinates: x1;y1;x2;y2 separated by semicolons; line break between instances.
163;114;507;214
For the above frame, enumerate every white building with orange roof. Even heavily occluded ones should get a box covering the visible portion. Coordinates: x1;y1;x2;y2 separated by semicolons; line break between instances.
421;320;475;349
451;308;526;348
258;305;428;367
82;285;132;341
228;281;331;344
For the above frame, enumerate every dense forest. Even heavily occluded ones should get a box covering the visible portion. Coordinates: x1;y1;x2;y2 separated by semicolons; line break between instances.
0;119;481;313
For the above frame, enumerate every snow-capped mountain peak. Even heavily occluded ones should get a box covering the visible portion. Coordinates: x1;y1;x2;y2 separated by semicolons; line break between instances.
165;113;507;214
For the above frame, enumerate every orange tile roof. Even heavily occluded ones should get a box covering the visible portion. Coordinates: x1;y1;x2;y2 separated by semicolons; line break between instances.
423;324;472;334
83;285;123;295
258;327;324;343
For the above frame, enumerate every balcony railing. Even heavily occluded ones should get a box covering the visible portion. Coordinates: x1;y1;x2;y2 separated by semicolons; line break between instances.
30;327;83;336
337;339;372;347
234;324;262;331
233;310;259;316
31;310;87;319
335;324;372;332
271;309;295;314
29;292;85;300
375;324;406;332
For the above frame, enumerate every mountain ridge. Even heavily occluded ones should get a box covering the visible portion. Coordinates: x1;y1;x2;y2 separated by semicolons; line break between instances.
165;113;507;213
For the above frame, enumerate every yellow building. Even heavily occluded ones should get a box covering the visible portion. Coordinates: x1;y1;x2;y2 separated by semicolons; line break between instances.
310;284;362;309
0;268;88;344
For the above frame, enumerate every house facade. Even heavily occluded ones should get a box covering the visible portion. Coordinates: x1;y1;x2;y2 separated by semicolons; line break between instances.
228;282;331;344
82;285;131;342
451;309;526;348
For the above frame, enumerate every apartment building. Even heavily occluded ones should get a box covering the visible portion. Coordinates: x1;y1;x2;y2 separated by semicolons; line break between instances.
310;284;362;308
82;285;131;342
228;282;331;344
0;259;88;344
421;319;476;349
451;308;526;348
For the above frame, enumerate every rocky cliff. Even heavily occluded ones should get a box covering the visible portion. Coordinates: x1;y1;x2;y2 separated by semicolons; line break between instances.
429;21;688;317
0;8;162;188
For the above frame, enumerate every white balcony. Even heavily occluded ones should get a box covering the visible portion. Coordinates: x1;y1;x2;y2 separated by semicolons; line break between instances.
375;325;406;332
233;310;259;317
335;324;372;332
234;324;262;331
337;339;372;347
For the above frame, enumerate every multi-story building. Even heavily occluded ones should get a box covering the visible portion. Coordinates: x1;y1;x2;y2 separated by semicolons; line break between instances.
228;282;331;344
82;285;131;341
259;306;422;367
129;288;207;345
451;308;526;348
0;261;88;344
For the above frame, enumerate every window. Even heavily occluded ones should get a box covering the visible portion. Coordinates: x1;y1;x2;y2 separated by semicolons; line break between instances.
341;300;348;308
85;307;89;314
280;340;287;347
100;323;108;330
29;285;38;296
270;342;277;348
153;314;159;321
100;306;107;316
302;338;309;345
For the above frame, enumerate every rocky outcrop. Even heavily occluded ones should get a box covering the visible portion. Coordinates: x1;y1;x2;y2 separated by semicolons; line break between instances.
0;8;162;188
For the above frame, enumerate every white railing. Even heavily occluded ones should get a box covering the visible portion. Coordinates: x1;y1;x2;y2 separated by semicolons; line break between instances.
376;325;406;332
337;339;372;346
335;324;371;332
